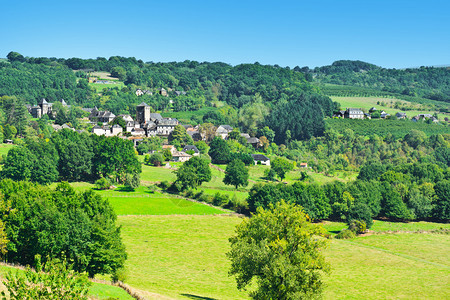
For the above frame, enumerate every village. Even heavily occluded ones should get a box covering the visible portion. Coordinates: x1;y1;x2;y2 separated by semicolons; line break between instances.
25;98;271;165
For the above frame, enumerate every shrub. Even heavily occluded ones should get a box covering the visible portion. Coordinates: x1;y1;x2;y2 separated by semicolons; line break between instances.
198;194;213;204
95;177;110;190
112;267;127;283
348;220;367;234
213;192;229;207
158;181;170;190
335;229;356;239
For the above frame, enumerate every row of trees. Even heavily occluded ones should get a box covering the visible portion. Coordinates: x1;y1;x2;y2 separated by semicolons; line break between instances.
0;180;126;278
1;129;141;184
248;161;449;225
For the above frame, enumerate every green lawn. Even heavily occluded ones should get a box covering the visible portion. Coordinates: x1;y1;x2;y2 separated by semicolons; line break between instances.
118;216;450;300
332;96;448;119
140;164;177;183
89;81;125;93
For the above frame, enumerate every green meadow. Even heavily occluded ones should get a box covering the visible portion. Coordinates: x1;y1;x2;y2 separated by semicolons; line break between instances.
331;96;448;119
41;161;449;299
118;215;450;300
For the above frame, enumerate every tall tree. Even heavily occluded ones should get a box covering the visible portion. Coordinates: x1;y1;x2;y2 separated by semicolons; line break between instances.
223;159;249;189
227;200;329;300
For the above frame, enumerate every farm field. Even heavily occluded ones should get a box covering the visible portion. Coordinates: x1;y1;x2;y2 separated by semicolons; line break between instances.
118;216;450;300
331;96;448;119
89;81;125;93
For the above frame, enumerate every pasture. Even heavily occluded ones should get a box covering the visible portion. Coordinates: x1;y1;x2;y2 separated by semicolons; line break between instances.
118;216;450;299
331;96;448;119
0;143;15;157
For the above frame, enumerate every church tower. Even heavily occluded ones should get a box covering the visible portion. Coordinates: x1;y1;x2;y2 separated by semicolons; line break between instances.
136;102;151;124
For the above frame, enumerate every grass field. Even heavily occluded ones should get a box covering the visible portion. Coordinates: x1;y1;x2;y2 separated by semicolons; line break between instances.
0;144;15;157
332;96;448;119
49;182;226;216
89;81;125;93
118;216;450;300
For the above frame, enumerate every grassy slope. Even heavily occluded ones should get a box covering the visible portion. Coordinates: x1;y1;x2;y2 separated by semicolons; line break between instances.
49;183;225;216
118;216;450;300
332;96;448;119
118;215;247;300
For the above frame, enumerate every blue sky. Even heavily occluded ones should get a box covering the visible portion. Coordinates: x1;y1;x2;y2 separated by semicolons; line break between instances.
2;0;449;68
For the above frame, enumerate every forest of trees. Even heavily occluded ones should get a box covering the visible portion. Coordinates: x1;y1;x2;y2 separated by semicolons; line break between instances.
1;129;141;184
311;60;450;103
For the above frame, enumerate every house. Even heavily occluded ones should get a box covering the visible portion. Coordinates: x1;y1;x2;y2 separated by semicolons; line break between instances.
89;108;116;123
172;151;192;162
216;125;233;139
380;111;390;119
396;112;407;119
111;124;123;135
136;102;151;124
182;145;200;156
364;113;372;119
247;137;260;148
156;118;178;136
299;162;308;168
135;89;144;96
251;154;270;166
332;110;346;118
344;108;364;119
187;130;202;141
119;114;134;123
92;125;105;135
131;128;146;136
174;91;187;96
369;107;377;113
158;88;168;96
162;145;176;154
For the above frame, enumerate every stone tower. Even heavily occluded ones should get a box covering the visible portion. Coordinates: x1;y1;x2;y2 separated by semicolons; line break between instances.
136;102;151;124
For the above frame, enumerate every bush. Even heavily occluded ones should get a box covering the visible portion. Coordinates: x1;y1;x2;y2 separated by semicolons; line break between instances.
95;177;110;190
224;194;249;214
198;194;213;204
335;229;356;239
348;220;367;234
213;192;229;207
111;267;127;283
158;181;170;190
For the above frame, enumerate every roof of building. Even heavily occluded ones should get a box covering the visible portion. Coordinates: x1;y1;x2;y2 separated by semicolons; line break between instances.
158;118;178;126
240;133;251;139
137;102;150;107
218;125;233;131
247;137;260;144
39;98;48;105
251;154;270;161
346;108;363;113
150;113;163;120
182;145;200;153
173;151;192;158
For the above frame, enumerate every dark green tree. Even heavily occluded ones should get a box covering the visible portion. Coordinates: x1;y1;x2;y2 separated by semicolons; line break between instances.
208;137;231;164
223;159;249;189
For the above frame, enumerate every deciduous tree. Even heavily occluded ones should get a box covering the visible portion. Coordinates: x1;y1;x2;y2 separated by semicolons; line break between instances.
227;200;329;300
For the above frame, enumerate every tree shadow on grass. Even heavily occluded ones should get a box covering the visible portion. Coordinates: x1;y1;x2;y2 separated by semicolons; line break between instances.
180;294;217;300
115;186;135;192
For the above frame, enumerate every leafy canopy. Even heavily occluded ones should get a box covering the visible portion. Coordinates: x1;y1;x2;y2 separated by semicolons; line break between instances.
227;200;329;300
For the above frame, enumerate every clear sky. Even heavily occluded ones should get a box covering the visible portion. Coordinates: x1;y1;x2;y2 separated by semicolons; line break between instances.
2;0;449;68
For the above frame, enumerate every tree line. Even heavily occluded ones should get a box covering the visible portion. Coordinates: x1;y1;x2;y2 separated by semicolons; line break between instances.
0;179;126;278
248;160;449;226
1;129;141;184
